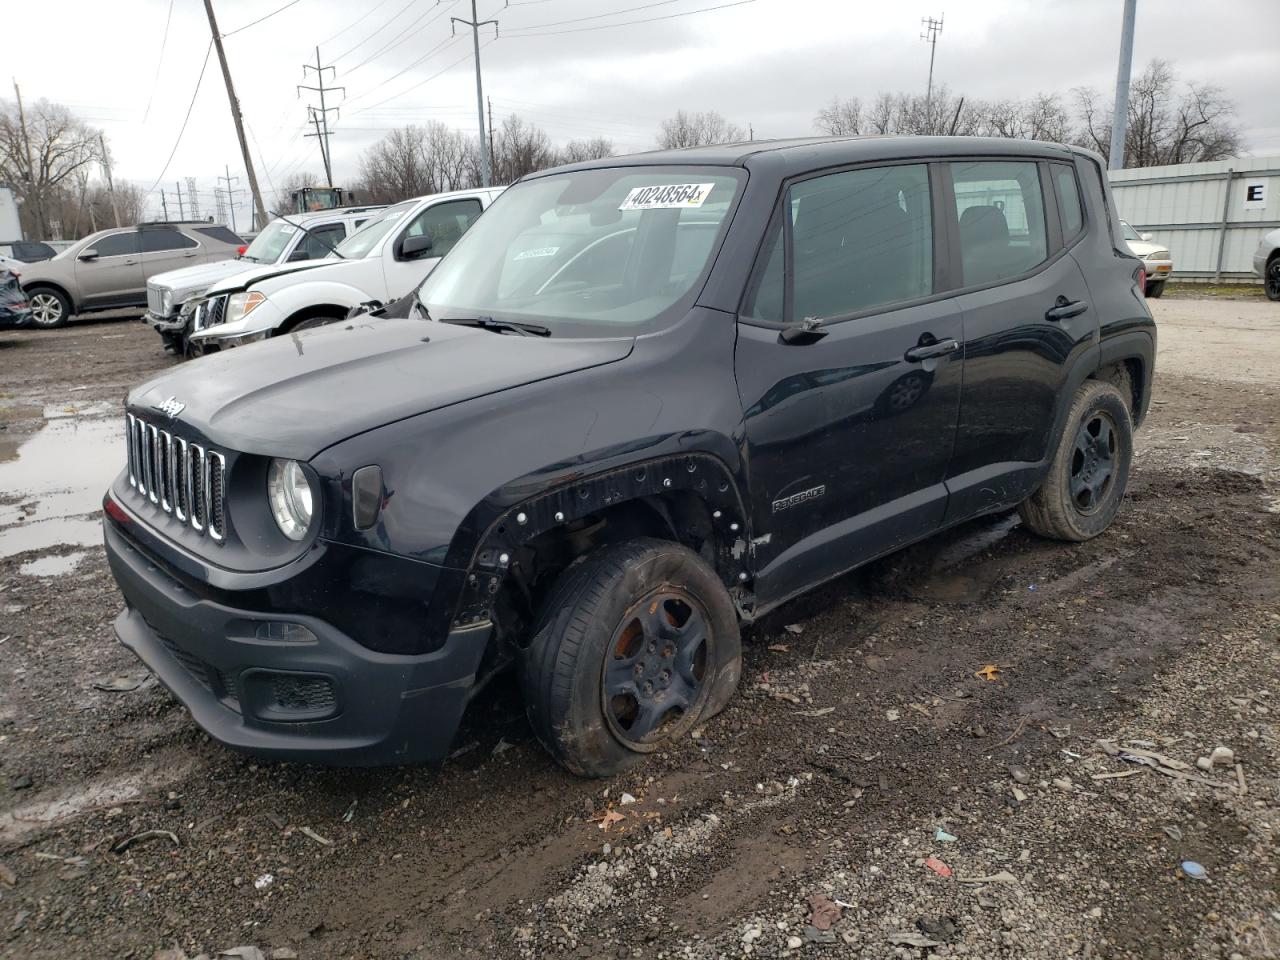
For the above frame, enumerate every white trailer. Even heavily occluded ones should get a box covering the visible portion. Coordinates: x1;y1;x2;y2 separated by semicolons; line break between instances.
0;187;21;240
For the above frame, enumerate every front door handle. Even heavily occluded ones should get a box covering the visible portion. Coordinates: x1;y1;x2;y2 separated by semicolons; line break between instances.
1046;296;1089;322
904;338;960;362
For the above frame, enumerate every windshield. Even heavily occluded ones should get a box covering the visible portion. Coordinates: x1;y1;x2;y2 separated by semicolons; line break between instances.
242;220;301;263
333;200;416;258
417;167;745;336
1120;220;1141;242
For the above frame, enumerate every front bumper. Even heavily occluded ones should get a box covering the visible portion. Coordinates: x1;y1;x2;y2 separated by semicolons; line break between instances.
1144;258;1172;281
145;309;185;334
104;515;491;765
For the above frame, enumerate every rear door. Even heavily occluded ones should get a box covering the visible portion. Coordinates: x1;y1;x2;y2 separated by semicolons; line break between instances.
383;196;485;299
75;230;142;306
942;158;1096;521
139;227;201;285
736;162;964;606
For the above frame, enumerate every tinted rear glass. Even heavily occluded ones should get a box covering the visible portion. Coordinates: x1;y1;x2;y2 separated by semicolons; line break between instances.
195;226;244;245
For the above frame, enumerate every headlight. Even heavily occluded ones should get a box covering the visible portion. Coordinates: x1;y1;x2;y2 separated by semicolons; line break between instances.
1145;250;1170;261
267;459;313;541
226;290;266;325
161;289;174;313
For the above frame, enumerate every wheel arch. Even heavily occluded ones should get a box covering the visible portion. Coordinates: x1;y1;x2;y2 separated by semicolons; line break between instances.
280;303;353;332
23;280;76;315
1096;329;1155;427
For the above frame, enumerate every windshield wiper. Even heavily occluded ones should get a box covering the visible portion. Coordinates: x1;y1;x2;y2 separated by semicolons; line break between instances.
439;316;551;337
268;209;346;259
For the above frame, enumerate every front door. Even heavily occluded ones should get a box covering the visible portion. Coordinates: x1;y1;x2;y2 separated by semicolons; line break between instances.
75;229;142;307
942;159;1098;520
385;197;485;300
737;162;963;607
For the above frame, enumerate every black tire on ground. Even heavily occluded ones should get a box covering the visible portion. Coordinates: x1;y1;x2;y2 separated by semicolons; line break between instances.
1266;256;1280;302
520;537;742;778
1018;379;1134;542
27;286;72;329
1144;280;1165;299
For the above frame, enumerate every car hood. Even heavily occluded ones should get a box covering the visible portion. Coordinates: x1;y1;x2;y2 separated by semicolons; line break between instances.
204;259;335;296
128;317;635;460
149;259;253;297
1125;239;1167;258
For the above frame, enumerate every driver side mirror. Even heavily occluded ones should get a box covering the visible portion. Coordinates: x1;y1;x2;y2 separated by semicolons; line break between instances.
78;248;99;261
400;234;434;259
288;249;311;262
1139;233;1153;242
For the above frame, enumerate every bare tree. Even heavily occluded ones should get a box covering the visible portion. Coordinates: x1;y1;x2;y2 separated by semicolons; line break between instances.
0;98;103;238
815;97;864;136
422;121;480;193
980;93;1072;142
557;137;616;165
356;126;432;204
491;114;556;184
656;110;746;149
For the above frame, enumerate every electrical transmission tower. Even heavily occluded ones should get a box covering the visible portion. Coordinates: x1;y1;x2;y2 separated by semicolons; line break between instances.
185;177;200;220
218;165;242;232
920;13;944;115
299;47;343;186
452;1;498;188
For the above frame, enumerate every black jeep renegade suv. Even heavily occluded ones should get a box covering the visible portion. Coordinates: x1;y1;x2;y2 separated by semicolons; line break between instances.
103;137;1155;777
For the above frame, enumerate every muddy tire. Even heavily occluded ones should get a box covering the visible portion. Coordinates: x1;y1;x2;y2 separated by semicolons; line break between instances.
28;286;72;329
520;538;741;778
1018;379;1133;542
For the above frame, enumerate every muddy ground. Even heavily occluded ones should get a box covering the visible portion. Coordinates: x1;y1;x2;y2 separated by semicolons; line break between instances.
0;303;1278;960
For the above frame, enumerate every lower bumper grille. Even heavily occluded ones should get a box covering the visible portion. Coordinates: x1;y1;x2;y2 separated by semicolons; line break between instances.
156;632;240;709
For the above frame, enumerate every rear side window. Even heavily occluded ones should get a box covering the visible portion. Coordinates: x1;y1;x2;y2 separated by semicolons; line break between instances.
744;163;933;323
92;232;141;257
951;160;1048;286
1050;164;1084;242
142;228;198;252
401;198;483;260
195;225;243;245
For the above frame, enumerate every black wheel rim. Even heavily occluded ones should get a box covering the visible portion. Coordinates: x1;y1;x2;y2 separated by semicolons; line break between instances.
1267;261;1280;299
602;589;709;746
1069;411;1117;515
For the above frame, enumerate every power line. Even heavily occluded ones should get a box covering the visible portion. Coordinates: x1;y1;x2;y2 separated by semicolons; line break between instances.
346;0;457;75
506;0;689;30
223;0;305;37
142;0;176;123
349;41;483;115
345;34;458;99
143;40;213;197
319;0;396;46
331;0;420;62
502;0;757;37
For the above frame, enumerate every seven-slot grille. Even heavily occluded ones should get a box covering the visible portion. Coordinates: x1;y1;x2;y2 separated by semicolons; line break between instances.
125;413;227;542
146;284;166;316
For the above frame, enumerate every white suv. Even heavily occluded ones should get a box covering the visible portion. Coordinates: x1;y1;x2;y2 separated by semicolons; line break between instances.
146;205;385;354
187;187;501;353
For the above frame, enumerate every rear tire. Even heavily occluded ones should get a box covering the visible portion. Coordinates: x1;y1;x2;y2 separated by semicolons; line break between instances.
1266;256;1280;302
1018;379;1133;542
27;287;72;328
1144;280;1165;299
520;537;741;778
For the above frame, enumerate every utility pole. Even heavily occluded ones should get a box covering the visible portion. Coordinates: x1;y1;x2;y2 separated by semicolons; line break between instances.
453;1;498;187
12;80;39;237
217;164;240;232
161;189;169;220
98;134;122;227
920;13;944;125
299;47;343;186
487;95;495;181
202;0;268;228
175;180;186;220
1108;0;1137;170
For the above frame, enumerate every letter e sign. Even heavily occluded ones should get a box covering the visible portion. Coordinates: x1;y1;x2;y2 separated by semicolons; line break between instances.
1242;181;1266;210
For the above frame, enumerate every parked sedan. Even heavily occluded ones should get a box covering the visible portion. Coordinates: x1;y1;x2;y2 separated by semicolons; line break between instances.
1252;226;1280;301
1120;220;1172;298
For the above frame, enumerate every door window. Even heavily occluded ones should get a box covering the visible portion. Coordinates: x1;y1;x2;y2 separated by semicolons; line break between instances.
400;198;483;260
951;160;1048;286
291;223;345;260
141;228;198;252
92;232;141;257
743;164;934;323
1050;164;1084;242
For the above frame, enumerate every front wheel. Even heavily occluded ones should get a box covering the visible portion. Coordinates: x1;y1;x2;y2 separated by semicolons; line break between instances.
1266;257;1280;302
521;538;742;778
1018;379;1133;542
28;287;72;328
1144;280;1165;299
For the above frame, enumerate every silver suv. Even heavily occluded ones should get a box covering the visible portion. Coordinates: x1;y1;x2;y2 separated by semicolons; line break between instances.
146;205;384;354
19;221;244;329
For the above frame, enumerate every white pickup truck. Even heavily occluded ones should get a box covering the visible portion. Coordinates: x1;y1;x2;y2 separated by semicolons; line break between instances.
188;187;502;352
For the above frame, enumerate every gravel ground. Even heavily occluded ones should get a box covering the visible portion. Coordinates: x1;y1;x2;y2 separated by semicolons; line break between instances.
0;302;1277;960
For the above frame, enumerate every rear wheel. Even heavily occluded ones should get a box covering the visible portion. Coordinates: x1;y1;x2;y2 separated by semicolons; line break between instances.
521;538;741;777
1144;280;1165;299
1018;379;1133;542
28;287;72;328
1266;256;1280;302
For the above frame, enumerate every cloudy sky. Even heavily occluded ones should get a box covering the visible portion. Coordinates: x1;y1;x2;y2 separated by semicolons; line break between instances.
7;0;1278;225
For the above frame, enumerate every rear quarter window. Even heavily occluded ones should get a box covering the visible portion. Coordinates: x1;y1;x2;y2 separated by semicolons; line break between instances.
195;226;244;245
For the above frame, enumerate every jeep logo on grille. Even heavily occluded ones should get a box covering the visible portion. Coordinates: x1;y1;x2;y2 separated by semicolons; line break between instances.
153;396;185;419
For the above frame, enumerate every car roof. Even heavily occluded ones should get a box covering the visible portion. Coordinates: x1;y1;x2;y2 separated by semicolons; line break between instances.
527;135;1081;180
290;205;387;224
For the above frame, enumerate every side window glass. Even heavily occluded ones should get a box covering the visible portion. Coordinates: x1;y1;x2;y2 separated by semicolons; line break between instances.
93;232;141;257
743;220;784;323
295;224;345;260
142;228;198;252
1051;164;1084;242
951;160;1048;286
402;198;483;259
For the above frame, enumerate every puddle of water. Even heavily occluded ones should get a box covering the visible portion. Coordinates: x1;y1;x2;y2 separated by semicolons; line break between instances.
19;550;90;577
43;400;118;421
0;414;121;558
932;513;1021;570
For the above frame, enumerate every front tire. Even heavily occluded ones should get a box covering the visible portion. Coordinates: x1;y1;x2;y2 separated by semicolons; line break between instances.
27;287;72;328
1266;256;1280;302
1018;379;1133;542
1144;280;1165;299
521;538;742;778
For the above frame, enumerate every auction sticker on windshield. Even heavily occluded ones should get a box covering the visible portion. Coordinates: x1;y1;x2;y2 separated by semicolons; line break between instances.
619;183;715;211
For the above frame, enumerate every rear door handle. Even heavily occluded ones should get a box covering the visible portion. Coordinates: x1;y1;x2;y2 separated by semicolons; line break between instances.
904;338;960;362
1046;296;1088;322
